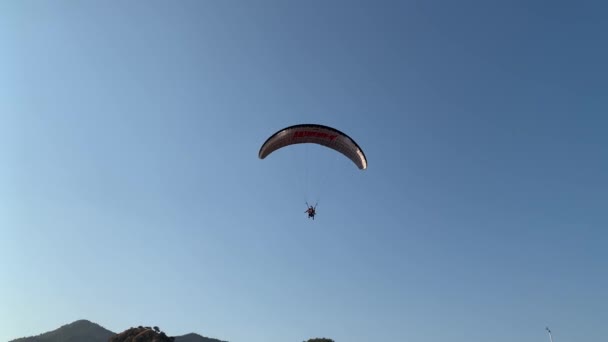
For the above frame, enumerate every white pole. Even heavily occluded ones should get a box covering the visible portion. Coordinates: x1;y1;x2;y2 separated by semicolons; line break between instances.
546;327;554;342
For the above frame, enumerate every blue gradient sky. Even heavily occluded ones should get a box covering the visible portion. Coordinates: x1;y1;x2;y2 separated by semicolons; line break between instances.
1;1;607;341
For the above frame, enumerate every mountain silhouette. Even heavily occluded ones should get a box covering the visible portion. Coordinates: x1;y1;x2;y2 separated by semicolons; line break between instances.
109;327;172;342
9;319;114;342
174;333;226;342
8;320;227;342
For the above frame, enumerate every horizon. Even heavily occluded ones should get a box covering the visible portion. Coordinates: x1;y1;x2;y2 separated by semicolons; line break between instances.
2;1;607;342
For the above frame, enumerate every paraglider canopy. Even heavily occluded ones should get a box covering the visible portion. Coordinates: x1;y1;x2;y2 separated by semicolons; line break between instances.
258;124;367;170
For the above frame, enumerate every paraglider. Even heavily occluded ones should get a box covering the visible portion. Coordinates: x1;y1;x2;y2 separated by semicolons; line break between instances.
258;124;367;170
305;202;317;220
259;124;367;220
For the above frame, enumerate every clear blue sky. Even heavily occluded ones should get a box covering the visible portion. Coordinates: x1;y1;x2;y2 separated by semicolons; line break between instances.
1;1;607;341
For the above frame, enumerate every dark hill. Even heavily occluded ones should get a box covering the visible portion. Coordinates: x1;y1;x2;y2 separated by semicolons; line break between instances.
109;329;227;342
175;333;227;342
109;327;172;342
9;319;115;342
9;320;227;342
